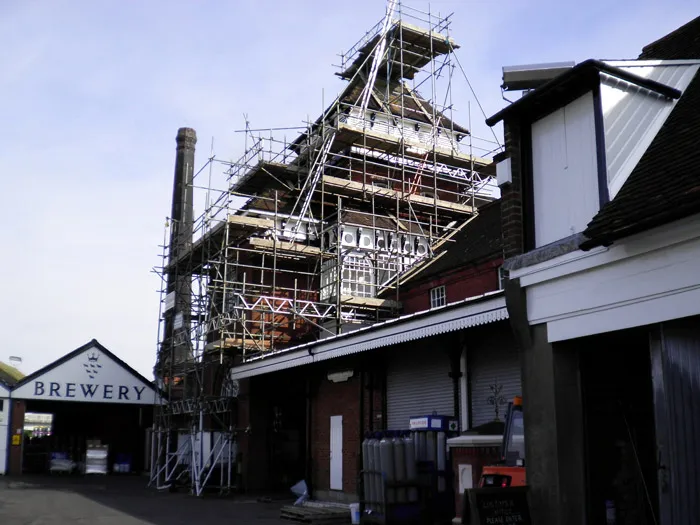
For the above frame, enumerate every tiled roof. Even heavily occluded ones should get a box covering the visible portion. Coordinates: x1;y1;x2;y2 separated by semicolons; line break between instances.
580;17;700;249
401;200;502;284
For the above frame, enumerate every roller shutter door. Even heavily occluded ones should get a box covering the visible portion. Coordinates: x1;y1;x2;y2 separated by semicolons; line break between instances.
469;330;521;428
386;341;454;430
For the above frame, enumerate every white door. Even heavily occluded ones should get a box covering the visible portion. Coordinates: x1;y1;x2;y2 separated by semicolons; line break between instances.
330;415;343;490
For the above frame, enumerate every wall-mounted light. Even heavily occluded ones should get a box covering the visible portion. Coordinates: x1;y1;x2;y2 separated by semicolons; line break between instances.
328;370;354;383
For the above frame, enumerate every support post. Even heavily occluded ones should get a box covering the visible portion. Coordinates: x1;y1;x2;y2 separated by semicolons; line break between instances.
505;278;586;525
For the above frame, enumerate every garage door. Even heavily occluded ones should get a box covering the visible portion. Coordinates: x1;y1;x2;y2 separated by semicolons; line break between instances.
469;330;521;428
386;341;453;430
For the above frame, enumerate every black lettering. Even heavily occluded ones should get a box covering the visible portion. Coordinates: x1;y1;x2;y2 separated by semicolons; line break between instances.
103;384;113;399
65;383;76;398
34;381;45;396
134;386;146;400
118;386;129;400
81;384;99;398
49;382;61;397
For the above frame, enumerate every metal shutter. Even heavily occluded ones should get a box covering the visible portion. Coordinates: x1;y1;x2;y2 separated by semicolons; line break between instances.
469;330;522;428
386;341;454;430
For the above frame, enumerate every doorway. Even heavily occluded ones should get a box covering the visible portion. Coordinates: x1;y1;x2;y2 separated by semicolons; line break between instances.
579;327;659;525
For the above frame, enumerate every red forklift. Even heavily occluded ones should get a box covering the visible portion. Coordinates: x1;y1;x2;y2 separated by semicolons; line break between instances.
478;396;527;488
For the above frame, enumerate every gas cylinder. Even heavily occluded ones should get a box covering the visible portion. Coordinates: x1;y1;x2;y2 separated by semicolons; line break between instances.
362;433;372;509
393;433;406;503
404;433;418;502
372;433;383;511
379;432;395;504
436;431;446;492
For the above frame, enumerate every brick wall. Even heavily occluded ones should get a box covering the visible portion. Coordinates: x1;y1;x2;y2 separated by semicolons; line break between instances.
8;399;26;475
451;445;501;520
312;371;361;495
400;259;503;314
311;360;385;498
500;121;525;259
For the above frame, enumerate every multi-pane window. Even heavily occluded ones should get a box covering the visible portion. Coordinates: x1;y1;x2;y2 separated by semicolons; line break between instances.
430;285;446;308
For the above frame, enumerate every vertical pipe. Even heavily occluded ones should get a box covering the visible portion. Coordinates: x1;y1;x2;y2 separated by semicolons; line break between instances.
306;376;314;496
358;365;365;504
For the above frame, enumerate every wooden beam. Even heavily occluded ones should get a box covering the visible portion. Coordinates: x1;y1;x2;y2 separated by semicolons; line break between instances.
321;175;474;215
248;237;323;257
341;295;401;309
227;214;275;229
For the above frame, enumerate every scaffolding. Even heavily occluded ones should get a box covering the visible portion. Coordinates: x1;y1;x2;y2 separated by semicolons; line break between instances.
150;1;501;496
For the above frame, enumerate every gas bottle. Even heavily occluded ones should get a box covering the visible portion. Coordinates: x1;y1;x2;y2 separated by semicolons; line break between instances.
404;433;418;502
393;433;406;503
379;432;395;504
436;431;446;492
365;434;377;512
372;433;383;511
362;433;372;510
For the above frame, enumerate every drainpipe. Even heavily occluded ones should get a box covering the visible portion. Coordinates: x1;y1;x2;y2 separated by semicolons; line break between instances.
357;365;365;500
449;337;463;423
305;375;314;496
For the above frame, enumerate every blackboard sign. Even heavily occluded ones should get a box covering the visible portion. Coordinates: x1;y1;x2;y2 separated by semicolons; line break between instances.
462;486;531;525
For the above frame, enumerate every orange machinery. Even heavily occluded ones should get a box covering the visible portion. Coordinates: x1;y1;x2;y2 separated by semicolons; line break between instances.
478;396;527;488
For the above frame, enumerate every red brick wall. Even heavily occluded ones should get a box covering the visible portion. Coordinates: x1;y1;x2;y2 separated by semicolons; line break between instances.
451;445;501;519
500;122;525;259
400;258;503;314
8;399;26;475
312;372;361;494
311;364;385;497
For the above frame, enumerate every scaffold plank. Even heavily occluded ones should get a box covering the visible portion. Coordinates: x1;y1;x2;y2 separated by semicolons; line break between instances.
227;215;276;229
248;237;324;257
321;175;474;215
335;120;491;171
341;295;401;308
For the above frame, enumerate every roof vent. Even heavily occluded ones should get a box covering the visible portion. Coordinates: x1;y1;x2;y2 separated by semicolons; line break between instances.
502;62;576;91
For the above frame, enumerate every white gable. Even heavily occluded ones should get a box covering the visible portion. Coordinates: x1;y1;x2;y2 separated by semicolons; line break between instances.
0;382;8;397
12;343;158;405
601;60;700;199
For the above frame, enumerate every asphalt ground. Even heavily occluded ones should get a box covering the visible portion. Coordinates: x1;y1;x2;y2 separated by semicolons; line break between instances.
0;475;293;525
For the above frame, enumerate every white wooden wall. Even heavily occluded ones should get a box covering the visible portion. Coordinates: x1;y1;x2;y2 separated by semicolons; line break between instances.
531;91;599;247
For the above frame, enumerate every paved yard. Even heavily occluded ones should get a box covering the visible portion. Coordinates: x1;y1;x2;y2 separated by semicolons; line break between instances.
0;476;292;525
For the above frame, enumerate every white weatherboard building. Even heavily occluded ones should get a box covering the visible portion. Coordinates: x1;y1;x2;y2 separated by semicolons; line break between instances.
487;19;700;525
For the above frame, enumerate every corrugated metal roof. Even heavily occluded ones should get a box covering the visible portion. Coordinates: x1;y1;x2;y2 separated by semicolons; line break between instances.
601;61;700;199
230;291;508;379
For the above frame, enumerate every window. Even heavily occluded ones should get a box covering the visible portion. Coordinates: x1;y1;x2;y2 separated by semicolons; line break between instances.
0;399;3;412
430;285;446;308
498;266;506;290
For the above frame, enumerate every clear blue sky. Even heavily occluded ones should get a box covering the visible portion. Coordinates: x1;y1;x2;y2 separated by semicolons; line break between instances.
1;0;697;378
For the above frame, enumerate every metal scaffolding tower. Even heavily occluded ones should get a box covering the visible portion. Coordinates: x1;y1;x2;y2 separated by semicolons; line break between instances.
150;1;500;496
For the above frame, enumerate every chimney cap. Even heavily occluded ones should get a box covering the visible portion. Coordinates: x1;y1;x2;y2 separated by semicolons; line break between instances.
176;127;197;145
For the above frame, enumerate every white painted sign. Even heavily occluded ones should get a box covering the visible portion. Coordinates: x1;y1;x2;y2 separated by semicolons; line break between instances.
12;344;158;405
164;291;176;312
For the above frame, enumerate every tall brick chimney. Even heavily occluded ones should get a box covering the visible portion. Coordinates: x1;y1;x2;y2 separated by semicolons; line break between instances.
161;127;196;370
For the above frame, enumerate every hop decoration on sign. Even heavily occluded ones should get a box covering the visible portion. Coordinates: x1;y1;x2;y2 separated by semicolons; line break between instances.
83;351;102;380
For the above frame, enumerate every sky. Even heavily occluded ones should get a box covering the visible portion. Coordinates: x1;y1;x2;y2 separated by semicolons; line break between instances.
0;0;697;379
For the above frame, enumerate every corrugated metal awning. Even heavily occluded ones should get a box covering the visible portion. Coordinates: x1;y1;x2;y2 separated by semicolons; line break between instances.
230;292;508;380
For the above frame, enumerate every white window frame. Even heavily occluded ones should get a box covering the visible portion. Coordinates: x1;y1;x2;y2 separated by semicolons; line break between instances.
430;285;446;308
498;266;506;290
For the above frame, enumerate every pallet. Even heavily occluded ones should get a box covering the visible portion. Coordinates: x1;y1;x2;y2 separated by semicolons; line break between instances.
280;504;350;524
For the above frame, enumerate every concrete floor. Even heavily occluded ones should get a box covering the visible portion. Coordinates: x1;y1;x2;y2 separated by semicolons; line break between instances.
0;475;292;525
